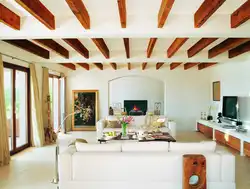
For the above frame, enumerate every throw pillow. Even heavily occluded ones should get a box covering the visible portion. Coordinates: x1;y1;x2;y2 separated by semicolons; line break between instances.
152;121;164;128
106;120;121;128
68;138;88;146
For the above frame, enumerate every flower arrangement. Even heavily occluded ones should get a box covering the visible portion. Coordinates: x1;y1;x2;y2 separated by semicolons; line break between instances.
118;116;134;137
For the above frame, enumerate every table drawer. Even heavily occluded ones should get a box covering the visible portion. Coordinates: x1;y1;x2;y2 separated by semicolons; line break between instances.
244;142;250;157
226;135;240;152
215;130;226;144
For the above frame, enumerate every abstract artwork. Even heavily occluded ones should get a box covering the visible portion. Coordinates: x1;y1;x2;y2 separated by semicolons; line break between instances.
72;90;99;131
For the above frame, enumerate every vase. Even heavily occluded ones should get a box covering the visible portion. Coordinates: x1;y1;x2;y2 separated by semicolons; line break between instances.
122;123;127;137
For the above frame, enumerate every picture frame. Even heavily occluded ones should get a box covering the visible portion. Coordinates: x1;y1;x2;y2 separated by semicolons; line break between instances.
72;90;99;131
213;81;220;101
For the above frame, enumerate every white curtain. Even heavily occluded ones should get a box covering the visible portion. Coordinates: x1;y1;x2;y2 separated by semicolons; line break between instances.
30;64;44;147
0;55;10;166
42;67;49;129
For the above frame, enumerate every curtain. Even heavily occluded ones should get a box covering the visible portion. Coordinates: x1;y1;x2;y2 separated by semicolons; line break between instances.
0;55;10;166
42;67;49;129
59;76;66;132
30;64;44;147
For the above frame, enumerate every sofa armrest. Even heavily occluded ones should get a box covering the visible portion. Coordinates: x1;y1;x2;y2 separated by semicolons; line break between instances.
59;145;76;181
96;119;106;139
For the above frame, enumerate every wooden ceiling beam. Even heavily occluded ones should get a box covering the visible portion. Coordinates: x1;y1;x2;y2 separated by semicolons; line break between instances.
187;38;218;58
229;41;250;58
208;38;250;58
60;63;76;70
158;0;175;28
92;38;110;59
33;39;69;59
110;63;117;70
66;0;90;29
123;38;130;58
142;62;147;70
117;0;126;28
170;62;182;70
184;63;199;70
128;63;131;70
167;38;188;58
15;0;55;30
93;63;103;70
147;38;157;58
63;39;89;58
194;0;226;28
231;1;250;28
3;39;49;59
77;63;89;70
0;4;20;30
198;63;217;70
156;63;164;70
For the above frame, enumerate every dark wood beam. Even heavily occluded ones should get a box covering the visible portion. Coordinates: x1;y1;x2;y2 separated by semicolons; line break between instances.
93;63;103;70
142;62;147;70
147;38;157;58
170;62;182;70
198;63;217;70
66;0;90;29
110;63;117;70
60;63;76;70
0;4;20;30
156;63;164;70
231;1;250;28
123;38;130;58
15;0;55;30
187;38;218;58
184;63;199;70
194;0;226;28
167;38;188;58
117;0;126;28
208;38;250;58
3;39;49;59
63;39;89;59
128;63;131;70
77;63;89;70
33;39;69;59
158;0;175;28
229;41;250;58
92;38;110;59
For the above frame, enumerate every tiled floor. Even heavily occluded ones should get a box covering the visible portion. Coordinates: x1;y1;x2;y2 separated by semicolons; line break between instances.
0;131;249;189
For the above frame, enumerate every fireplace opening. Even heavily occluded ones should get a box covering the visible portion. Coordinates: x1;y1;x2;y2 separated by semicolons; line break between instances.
124;100;147;116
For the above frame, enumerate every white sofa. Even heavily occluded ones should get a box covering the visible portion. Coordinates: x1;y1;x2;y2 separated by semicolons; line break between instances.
59;141;235;189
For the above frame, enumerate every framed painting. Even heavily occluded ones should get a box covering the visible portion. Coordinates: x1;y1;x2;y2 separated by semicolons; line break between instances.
72;90;99;131
213;81;220;101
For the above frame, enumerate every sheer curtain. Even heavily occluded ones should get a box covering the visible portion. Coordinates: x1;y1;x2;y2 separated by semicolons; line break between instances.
30;64;44;147
42;67;49;129
0;55;10;166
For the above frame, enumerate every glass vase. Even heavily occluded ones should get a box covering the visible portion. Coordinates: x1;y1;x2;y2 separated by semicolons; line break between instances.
122;123;127;137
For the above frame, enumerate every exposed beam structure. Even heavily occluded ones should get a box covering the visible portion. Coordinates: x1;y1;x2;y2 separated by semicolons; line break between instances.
93;63;103;70
3;39;49;59
110;63;117;70
147;38;157;58
33;39;69;59
231;1;250;28
66;0;90;29
0;4;20;30
167;38;188;58
158;0;175;28
198;63;217;70
184;62;199;70
60;63;76;70
170;62;182;70
123;38;130;58
142;62;147;70
92;38;110;59
187;38;218;58
15;0;55;30
194;0;226;28
77;63;89;70
63;39;89;58
208;38;250;58
128;63;131;70
117;0;126;28
156;62;164;70
229;41;250;58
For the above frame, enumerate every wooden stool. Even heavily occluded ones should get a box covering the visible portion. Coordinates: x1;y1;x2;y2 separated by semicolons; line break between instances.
183;154;206;189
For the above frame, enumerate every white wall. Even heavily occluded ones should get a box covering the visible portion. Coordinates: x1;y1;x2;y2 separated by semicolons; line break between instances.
66;64;211;131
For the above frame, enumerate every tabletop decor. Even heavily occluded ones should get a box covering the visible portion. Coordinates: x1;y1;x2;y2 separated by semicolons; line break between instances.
118;115;134;137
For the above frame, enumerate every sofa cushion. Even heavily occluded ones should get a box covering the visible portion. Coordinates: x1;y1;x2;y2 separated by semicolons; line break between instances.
169;141;216;153
122;142;169;152
106;120;121;128
75;142;121;152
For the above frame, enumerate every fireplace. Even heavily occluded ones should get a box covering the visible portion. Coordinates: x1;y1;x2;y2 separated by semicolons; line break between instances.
124;100;147;116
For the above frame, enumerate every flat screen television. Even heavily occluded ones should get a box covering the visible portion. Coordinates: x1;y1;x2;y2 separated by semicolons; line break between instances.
222;96;238;120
